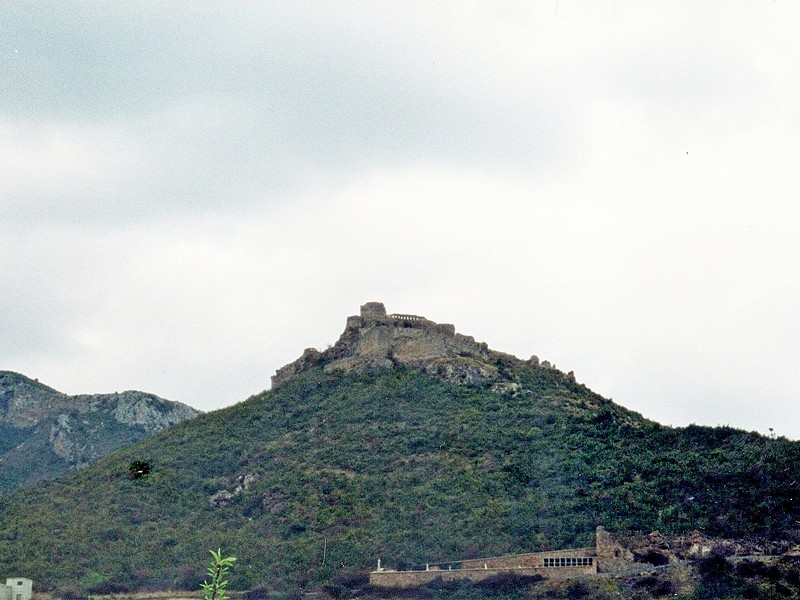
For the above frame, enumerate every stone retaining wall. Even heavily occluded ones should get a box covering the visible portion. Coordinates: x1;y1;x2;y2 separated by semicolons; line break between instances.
370;565;595;588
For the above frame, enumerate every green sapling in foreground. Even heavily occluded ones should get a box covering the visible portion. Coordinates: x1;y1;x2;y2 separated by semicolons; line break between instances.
201;548;237;600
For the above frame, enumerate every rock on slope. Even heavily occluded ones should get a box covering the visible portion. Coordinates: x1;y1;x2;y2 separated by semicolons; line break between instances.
0;370;200;492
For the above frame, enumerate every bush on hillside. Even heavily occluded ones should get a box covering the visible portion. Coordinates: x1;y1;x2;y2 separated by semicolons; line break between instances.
474;572;544;591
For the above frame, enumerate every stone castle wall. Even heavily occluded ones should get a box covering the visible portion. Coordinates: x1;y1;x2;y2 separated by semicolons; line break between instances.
271;301;576;390
323;303;491;377
347;303;459;337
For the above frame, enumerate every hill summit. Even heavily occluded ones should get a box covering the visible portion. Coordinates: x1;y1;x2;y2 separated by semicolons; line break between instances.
273;301;574;389
1;302;798;597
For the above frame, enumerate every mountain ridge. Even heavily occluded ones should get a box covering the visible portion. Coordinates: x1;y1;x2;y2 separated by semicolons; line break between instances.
0;370;200;492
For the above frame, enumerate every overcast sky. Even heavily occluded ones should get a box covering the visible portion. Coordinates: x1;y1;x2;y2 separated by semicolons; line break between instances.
2;2;798;439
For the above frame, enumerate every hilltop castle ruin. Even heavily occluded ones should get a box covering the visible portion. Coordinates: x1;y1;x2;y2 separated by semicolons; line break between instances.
272;302;575;389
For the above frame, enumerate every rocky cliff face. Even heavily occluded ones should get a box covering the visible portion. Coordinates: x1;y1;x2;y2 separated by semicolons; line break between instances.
0;371;200;491
272;302;576;390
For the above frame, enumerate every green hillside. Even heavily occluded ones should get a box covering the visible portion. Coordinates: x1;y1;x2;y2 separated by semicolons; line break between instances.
0;357;797;596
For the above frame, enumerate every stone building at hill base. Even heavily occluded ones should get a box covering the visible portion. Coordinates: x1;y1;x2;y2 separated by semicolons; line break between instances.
370;527;633;587
0;579;32;600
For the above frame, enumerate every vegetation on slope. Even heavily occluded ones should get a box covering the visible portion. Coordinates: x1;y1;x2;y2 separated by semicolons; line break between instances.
0;371;199;493
0;358;797;596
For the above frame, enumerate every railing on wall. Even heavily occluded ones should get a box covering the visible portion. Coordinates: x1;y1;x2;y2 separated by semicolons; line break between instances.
389;314;427;322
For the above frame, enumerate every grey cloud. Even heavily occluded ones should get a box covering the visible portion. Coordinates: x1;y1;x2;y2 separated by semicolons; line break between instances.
2;3;560;226
4;2;799;438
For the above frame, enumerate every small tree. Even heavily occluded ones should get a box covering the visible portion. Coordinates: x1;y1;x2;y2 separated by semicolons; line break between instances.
128;460;151;480
201;549;237;600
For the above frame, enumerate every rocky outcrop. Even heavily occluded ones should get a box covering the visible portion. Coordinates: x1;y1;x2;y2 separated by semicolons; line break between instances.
271;302;576;390
210;472;261;507
618;529;795;565
1;372;200;433
49;414;81;465
0;371;66;427
109;391;200;430
271;348;323;389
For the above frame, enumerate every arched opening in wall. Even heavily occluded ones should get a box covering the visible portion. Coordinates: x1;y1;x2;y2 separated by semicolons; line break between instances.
614;549;621;558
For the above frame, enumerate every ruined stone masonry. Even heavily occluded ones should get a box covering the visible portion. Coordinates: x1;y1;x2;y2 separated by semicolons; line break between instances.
272;302;575;389
369;527;632;587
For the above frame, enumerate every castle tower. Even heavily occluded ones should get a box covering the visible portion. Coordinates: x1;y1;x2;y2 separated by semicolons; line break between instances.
360;302;387;321
595;526;634;572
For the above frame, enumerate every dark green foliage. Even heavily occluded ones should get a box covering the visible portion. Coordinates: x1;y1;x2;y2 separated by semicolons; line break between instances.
60;585;85;600
86;581;132;595
696;550;732;579
636;550;669;566
324;572;370;599
631;575;674;597
474;573;544;592
563;580;589;599
128;460;151;480
362;573;545;600
0;424;30;455
0;362;798;596
244;585;272;600
690;556;800;599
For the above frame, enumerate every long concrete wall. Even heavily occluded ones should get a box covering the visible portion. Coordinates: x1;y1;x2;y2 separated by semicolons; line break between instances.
369;527;638;588
369;565;595;588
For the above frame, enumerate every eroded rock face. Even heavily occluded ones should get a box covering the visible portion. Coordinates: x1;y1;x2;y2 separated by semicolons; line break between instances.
1;372;200;433
617;529;792;565
0;370;201;491
272;302;570;390
271;302;496;388
270;302;582;393
0;371;67;427
210;472;261;507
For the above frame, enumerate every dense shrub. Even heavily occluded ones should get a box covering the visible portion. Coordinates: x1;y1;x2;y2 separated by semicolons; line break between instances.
86;581;132;595
734;559;778;580
474;572;544;591
635;550;669;566
60;585;84;600
564;580;589;599
631;575;674;597
323;571;370;598
245;585;272;600
696;551;731;579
